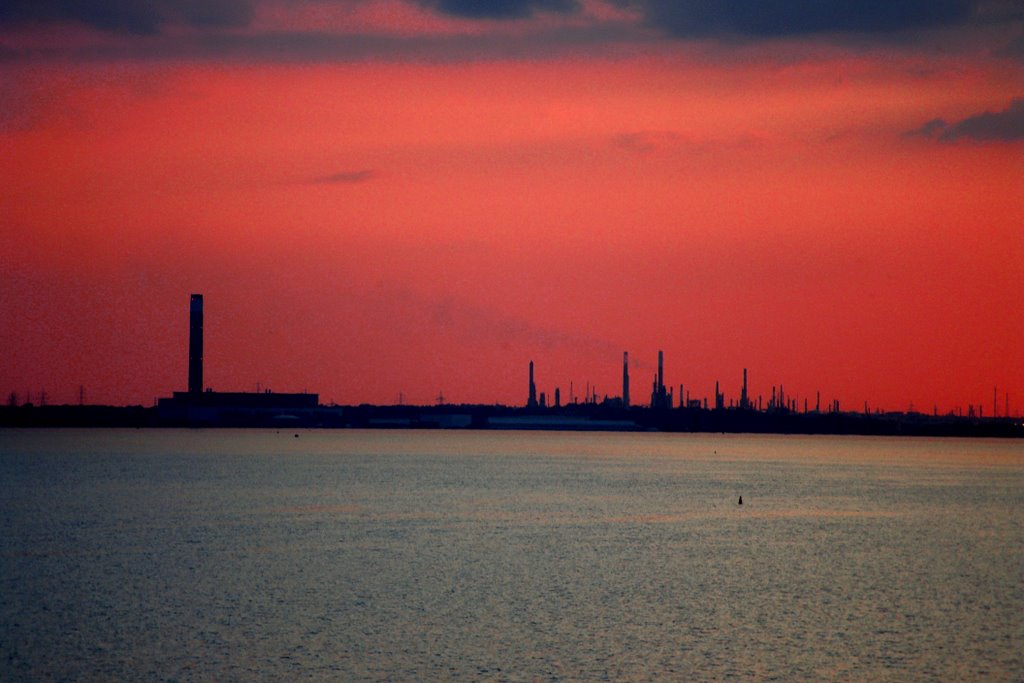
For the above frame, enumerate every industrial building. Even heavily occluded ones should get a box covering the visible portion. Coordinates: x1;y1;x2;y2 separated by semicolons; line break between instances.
158;294;319;424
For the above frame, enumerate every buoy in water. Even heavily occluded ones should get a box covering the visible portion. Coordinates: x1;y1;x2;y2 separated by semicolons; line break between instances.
738;495;743;505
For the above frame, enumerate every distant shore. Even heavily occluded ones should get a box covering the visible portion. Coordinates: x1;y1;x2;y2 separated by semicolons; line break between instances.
2;403;1021;438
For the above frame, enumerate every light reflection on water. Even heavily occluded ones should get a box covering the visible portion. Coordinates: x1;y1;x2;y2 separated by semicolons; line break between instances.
1;429;1022;681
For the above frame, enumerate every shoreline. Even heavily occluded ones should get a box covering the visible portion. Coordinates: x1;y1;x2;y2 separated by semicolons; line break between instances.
3;403;1021;438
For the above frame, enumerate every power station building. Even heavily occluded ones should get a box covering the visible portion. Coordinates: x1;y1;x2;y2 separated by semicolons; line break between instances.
158;294;319;424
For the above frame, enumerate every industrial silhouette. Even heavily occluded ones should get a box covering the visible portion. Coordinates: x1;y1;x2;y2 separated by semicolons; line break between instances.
157;294;318;424
188;294;203;395
622;352;630;409
527;360;538;409
1;293;1020;436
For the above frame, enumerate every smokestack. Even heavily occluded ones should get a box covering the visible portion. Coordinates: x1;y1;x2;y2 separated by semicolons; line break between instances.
622;352;630;408
188;294;203;394
741;368;748;410
528;360;537;408
657;350;664;395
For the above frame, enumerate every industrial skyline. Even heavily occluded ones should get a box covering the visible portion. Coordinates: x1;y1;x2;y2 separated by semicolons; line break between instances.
3;291;1020;421
523;354;1015;421
3;293;1020;436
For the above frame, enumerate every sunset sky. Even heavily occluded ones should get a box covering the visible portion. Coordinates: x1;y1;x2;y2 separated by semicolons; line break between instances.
2;0;1022;413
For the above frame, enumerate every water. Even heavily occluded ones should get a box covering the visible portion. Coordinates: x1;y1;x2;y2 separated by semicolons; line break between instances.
1;429;1022;681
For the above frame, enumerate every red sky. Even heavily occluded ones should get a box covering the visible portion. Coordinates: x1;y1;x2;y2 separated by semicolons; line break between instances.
2;0;1023;413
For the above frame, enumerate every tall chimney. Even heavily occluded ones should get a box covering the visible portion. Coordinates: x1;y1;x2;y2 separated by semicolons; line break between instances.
188;294;204;394
657;350;664;395
622;352;630;408
741;368;748;409
528;360;537;408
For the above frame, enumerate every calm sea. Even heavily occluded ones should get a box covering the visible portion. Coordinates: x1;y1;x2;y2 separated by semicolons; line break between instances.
1;429;1021;681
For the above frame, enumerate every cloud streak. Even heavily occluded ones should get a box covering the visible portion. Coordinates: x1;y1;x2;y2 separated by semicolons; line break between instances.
1;0;1009;46
613;130;765;155
907;98;1024;142
417;0;579;20
0;0;584;35
428;295;620;358
0;0;254;34
312;170;376;185
624;0;993;39
0;22;645;64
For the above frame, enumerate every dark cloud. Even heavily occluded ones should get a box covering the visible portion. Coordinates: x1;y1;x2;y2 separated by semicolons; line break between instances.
621;0;984;38
906;98;1024;142
0;0;254;34
417;0;579;20
0;0;584;35
312;170;376;184
3;22;638;64
0;0;1014;60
